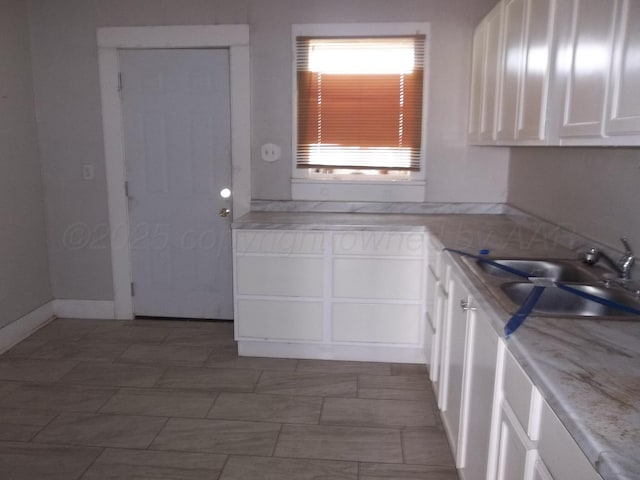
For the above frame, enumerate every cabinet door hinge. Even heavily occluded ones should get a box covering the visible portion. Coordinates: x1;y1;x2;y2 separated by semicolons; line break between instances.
117;72;123;92
124;181;130;198
130;282;135;297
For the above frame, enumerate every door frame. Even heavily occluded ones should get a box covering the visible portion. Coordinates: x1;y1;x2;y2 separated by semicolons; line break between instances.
97;25;251;319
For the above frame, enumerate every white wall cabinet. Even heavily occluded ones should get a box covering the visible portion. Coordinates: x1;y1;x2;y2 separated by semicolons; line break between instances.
233;229;426;363
604;0;640;137
471;0;640;146
557;0;617;140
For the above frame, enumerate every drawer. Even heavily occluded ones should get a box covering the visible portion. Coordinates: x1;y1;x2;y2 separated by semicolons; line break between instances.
235;230;324;254
503;347;536;434
237;299;323;341
333;258;423;300
333;231;425;257
332;303;421;344
538;400;602;480
236;256;323;297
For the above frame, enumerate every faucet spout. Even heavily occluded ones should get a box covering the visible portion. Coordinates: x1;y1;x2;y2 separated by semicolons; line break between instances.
582;237;635;281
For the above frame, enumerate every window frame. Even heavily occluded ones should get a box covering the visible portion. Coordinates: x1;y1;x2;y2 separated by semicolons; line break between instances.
291;23;431;202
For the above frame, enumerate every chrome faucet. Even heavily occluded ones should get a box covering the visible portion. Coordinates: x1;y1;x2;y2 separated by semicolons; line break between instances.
582;237;635;281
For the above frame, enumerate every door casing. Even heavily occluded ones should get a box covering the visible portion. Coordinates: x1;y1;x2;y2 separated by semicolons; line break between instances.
97;25;251;319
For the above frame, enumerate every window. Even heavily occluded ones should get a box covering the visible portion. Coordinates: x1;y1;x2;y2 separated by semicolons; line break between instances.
294;24;428;186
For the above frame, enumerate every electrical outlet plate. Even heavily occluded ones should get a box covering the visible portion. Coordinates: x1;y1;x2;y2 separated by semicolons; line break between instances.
261;143;281;162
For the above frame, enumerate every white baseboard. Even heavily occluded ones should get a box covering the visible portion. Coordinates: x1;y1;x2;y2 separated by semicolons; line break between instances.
238;340;427;364
53;300;115;319
0;301;55;355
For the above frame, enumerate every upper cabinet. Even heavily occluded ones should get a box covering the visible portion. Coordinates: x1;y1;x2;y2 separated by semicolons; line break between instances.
557;0;617;140
470;0;640;146
605;0;640;137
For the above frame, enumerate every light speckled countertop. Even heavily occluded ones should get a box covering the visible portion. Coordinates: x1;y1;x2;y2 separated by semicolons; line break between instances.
233;211;640;480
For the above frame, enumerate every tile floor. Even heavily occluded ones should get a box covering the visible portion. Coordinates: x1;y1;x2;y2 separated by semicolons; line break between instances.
0;318;458;479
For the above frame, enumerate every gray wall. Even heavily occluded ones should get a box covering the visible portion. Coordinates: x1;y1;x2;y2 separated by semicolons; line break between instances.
508;147;640;254
29;0;508;302
0;0;52;328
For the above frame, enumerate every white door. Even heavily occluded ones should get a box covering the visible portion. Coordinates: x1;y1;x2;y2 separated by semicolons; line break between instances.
121;49;233;319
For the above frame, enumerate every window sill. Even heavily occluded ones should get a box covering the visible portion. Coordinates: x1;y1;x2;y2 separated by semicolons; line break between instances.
291;178;426;202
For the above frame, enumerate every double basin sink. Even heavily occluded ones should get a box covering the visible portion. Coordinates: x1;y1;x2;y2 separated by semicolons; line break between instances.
465;257;640;319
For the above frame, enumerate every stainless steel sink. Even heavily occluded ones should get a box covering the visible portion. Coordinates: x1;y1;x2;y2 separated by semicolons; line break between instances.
475;258;602;283
501;282;640;318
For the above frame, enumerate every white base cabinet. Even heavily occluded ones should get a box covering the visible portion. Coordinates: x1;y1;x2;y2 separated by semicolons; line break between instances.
429;249;603;480
233;229;427;363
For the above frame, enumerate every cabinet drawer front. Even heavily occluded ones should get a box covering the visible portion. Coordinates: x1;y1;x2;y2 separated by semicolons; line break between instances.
538;400;602;480
332;232;424;257
333;258;423;300
235;230;324;254
237;299;323;341
503;348;535;432
332;303;421;344
236;256;323;297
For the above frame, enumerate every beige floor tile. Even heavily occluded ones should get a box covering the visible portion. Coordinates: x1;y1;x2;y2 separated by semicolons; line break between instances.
151;418;280;455
402;427;456;466
256;371;357;397
274;424;403;463
390;364;430;376
0;359;78;382
359;463;460;479
163;327;236;347
0;441;102;480
358;375;430;391
59;362;165;387
118;344;213;366
205;343;239;362
99;388;216;417
209;392;322;423
219;455;358;480
80;447;227;479
0;381;21;399
321;398;437;428
0;408;56;441
82;325;172;344
156;366;259;391
34;412;167;448
358;387;432;402
0;384;116;413
207;356;298;371
29;342;129;362
2;338;51;358
26;321;97;343
297;359;391;376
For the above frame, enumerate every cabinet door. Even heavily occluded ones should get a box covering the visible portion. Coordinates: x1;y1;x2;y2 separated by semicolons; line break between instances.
430;281;447;386
558;0;617;138
439;273;471;459
494;406;532;480
458;308;499;476
480;2;505;142
469;22;487;142
497;0;526;141
517;0;556;141
605;0;640;135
